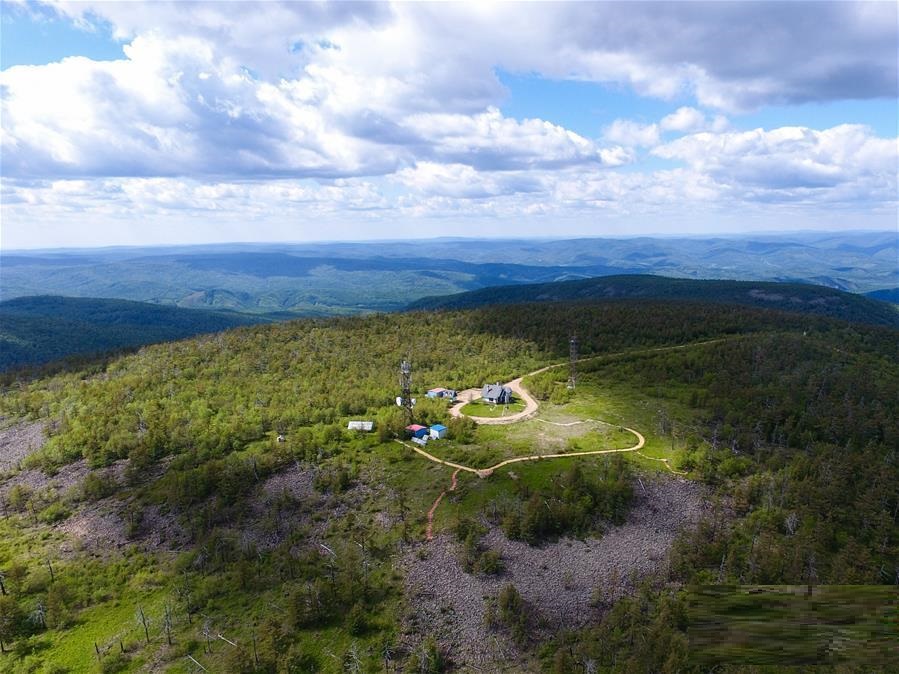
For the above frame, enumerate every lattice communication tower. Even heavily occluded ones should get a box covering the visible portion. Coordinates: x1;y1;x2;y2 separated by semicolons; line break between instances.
400;359;414;423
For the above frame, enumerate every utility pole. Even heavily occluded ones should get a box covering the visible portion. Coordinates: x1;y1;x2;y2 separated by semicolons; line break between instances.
567;336;578;389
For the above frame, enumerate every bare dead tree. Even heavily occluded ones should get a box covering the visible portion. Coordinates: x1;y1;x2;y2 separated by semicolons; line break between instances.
381;641;394;673
175;581;194;624
201;618;213;653
345;641;363;674
785;512;799;536
163;604;174;646
251;627;259;668
137;606;151;644
354;539;371;593
186;654;208;671
320;543;337;586
30;601;46;629
804;551;818;597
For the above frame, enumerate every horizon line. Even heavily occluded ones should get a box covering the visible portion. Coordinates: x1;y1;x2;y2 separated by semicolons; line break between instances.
3;229;896;255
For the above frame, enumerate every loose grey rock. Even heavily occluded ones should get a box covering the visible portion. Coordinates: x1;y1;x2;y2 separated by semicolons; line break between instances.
400;474;708;671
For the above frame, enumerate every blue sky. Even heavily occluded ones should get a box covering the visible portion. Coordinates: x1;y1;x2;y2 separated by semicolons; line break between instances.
500;71;899;140
1;0;896;249
1;5;122;66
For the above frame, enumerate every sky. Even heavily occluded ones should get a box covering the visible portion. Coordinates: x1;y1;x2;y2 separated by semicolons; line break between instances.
1;0;897;250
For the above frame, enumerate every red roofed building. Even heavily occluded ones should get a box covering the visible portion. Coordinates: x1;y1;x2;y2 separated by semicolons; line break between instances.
405;424;429;439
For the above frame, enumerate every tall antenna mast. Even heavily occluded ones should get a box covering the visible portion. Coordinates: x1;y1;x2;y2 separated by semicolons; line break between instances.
568;336;578;389
400;359;414;423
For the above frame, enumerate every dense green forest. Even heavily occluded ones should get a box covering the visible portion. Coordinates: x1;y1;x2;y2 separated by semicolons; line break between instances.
0;296;267;372
410;274;899;327
0;299;896;671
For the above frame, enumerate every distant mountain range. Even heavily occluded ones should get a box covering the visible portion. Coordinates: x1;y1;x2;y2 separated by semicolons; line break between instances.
408;275;899;328
865;288;899;305
0;296;267;372
2;231;895;315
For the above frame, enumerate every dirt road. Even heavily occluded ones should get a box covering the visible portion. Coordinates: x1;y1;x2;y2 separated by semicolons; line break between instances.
394;422;644;479
448;363;557;425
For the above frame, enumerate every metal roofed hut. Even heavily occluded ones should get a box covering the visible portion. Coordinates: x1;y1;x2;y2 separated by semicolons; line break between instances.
426;387;457;400
405;424;429;439
481;383;513;404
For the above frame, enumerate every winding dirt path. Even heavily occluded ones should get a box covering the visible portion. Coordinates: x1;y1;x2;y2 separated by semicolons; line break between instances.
394;422;644;480
636;451;688;475
425;468;460;541
399;423;646;540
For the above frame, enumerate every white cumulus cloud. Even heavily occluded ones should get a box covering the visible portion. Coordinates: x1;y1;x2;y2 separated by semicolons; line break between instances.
602;120;660;148
653;124;898;202
1;1;897;245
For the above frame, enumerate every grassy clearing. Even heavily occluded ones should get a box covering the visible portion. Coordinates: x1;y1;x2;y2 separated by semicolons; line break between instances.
39;590;167;673
459;399;527;418
402;376;704;537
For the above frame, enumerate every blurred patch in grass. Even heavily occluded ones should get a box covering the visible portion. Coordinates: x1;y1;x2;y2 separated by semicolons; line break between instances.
686;585;899;666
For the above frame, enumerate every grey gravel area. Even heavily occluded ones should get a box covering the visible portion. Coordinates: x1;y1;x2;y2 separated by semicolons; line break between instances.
221;461;377;552
400;475;708;671
56;498;190;556
0;449;187;555
261;460;316;501
57;504;130;553
0;459;92;502
0;419;47;473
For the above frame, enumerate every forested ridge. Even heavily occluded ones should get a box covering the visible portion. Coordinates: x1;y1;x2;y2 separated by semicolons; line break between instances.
4;275;895;375
0;296;267;372
0;299;896;672
410;274;899;327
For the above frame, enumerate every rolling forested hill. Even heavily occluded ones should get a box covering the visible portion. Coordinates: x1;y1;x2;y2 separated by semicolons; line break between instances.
409;275;899;327
0;298;896;671
7;275;895;375
3;231;895;314
866;287;899;305
0;296;267;372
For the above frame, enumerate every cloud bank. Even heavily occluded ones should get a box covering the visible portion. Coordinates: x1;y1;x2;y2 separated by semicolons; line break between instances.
1;0;896;247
